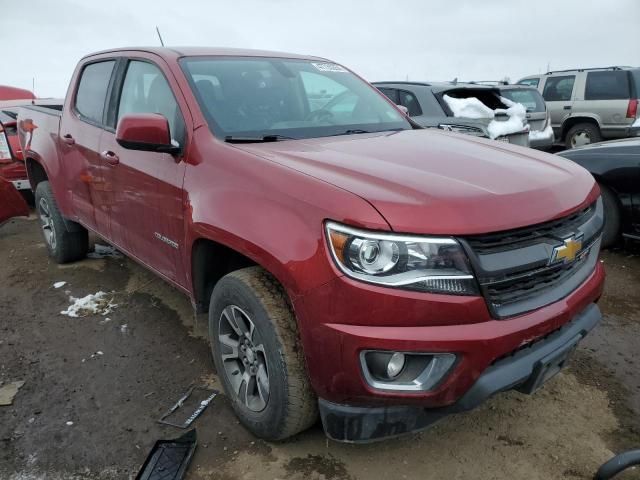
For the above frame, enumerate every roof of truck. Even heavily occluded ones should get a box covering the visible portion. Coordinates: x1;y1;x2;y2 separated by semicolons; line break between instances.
83;46;328;62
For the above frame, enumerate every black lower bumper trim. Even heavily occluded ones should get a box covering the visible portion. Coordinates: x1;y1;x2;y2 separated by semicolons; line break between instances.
319;303;602;443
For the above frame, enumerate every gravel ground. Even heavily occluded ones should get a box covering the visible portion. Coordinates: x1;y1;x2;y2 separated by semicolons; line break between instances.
1;216;639;480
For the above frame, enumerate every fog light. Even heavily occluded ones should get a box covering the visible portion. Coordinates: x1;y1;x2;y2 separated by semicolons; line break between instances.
386;352;405;378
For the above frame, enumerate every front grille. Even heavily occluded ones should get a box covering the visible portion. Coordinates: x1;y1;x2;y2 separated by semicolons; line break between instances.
461;199;603;319
485;250;589;307
466;203;595;254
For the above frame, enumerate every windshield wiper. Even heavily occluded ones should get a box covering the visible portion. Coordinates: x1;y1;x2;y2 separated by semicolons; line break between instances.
224;134;296;143
334;129;371;136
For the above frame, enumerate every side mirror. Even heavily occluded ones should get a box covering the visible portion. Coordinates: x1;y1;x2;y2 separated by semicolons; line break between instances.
396;105;410;116
116;113;179;154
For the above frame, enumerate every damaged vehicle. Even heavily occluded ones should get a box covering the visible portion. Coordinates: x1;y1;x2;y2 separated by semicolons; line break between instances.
0;176;29;225
18;47;604;443
374;81;529;146
497;85;554;150
1;108;31;201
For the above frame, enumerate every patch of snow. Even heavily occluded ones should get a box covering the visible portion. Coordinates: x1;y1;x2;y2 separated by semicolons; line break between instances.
443;95;493;119
87;244;122;259
65;421;73;426
529;124;554;141
60;292;118;317
53;281;66;289
443;94;529;140
120;324;128;333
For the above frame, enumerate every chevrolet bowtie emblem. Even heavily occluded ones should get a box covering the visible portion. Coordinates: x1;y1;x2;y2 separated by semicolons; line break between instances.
551;235;584;264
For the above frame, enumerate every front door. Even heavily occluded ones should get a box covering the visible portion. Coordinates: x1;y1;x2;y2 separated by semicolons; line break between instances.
541;74;576;137
100;58;187;283
59;59;117;234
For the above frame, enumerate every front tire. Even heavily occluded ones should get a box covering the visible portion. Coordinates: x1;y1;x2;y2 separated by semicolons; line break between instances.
35;181;88;263
565;123;601;149
209;267;318;440
599;183;621;249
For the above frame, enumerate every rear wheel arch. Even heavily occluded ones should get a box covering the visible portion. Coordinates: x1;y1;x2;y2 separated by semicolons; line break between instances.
560;116;600;141
25;157;48;189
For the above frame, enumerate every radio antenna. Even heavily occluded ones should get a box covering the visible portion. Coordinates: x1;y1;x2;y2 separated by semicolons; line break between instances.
156;26;165;46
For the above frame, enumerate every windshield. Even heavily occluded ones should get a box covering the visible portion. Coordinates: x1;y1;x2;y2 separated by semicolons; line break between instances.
500;88;546;112
180;57;411;140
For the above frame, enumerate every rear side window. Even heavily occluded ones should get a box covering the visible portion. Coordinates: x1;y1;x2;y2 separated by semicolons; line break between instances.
500;88;546;112
518;78;540;88
542;75;575;101
398;90;423;116
585;71;631;100
377;87;399;104
75;60;116;124
117;60;184;143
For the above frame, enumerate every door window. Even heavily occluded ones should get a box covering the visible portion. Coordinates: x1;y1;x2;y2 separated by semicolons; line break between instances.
542;76;575;102
117;61;184;144
585;71;631;100
75;60;116;125
377;88;399;104
517;78;540;88
398;90;423;116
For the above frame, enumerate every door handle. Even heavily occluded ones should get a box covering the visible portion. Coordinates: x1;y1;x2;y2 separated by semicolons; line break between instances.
62;134;75;145
100;150;120;165
563;105;572;110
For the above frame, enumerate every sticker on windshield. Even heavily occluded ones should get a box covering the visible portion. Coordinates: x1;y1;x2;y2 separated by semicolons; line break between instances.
312;62;348;73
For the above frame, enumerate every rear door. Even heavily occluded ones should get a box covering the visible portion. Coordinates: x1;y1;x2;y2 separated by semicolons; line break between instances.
573;70;633;136
541;74;576;135
99;56;188;284
59;59;117;233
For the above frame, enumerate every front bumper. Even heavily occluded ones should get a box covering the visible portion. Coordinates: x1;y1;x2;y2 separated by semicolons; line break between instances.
319;302;601;442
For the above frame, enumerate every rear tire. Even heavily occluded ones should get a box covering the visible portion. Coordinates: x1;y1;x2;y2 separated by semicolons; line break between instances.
599;183;621;249
565;123;601;149
35;181;88;263
209;266;318;441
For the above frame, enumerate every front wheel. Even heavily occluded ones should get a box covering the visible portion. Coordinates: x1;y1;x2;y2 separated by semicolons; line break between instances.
599;183;621;249
35;181;88;263
208;267;318;440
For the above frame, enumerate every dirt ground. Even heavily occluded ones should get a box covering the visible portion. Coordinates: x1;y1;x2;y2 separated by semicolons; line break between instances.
1;216;639;480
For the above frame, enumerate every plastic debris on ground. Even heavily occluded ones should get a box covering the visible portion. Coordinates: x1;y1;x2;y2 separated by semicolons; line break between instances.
136;429;197;480
53;281;66;289
60;292;118;317
0;381;25;406
158;386;218;429
87;244;123;259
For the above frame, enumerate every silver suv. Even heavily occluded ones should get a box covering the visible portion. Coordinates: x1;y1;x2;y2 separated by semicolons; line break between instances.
517;67;640;148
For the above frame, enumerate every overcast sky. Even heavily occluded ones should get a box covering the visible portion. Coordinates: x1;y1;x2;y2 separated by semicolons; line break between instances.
1;0;638;98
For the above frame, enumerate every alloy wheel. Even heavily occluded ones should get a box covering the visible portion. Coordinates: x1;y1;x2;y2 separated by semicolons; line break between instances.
218;305;270;412
38;197;56;250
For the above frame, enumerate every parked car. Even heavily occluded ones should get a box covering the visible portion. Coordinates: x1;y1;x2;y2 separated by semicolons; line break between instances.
517;67;640;149
373;81;529;146
0;176;28;225
17;47;604;443
0;108;31;200
557;137;640;247
496;85;554;150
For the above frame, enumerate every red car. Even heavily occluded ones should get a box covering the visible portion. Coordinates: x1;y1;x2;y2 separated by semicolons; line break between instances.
17;47;605;442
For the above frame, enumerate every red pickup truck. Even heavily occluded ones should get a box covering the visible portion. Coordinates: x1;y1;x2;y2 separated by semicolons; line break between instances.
17;47;605;443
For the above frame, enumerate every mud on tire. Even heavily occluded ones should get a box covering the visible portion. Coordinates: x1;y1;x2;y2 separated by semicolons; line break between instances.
35;181;88;263
208;266;318;440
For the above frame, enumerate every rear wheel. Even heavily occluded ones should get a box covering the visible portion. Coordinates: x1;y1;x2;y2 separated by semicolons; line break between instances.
565;123;601;149
35;181;88;263
209;266;317;440
599;183;621;249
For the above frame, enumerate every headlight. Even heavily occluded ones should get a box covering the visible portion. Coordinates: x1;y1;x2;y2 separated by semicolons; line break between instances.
325;221;478;295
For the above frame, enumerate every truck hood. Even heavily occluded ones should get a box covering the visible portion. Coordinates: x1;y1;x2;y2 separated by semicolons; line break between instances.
234;129;597;235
